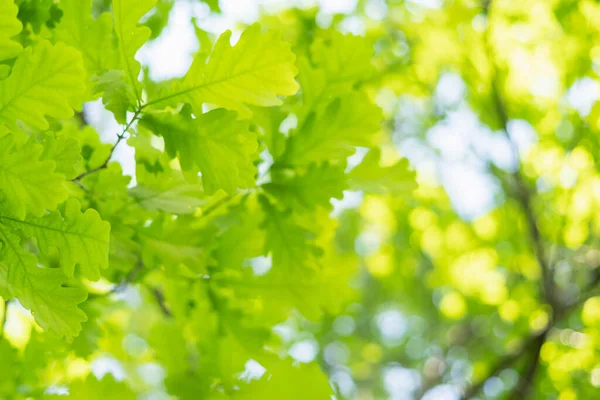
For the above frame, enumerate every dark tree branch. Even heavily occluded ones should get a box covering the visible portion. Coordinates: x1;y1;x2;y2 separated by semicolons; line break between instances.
508;331;547;399
461;1;557;398
461;280;600;400
113;260;145;294
462;332;541;399
484;24;553;306
151;287;172;318
75;109;89;127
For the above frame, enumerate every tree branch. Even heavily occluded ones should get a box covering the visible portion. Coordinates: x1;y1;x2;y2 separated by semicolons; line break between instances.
484;24;553;305
508;331;547;399
460;2;557;398
461;279;600;400
150;287;172;318
462;331;541;399
72;108;142;182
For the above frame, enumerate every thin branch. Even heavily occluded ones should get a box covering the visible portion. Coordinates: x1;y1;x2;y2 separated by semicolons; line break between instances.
462;332;540;399
73;108;143;182
508;331;547;399
461;282;598;400
113;260;145;294
87;260;145;301
71;179;89;192
461;1;556;398
150;287;172;317
75;110;89;127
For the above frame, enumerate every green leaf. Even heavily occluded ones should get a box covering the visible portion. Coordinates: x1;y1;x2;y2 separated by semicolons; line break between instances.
0;341;18;397
216;266;324;322
215;197;265;269
260;197;322;271
112;0;157;104
54;0;118;76
0;134;68;219
310;31;375;90
143;0;174;40
349;150;417;195
55;375;136;400
202;0;220;12
141;109;258;194
15;0;62;34
0;0;23;62
92;70;137;124
1;198;111;281
266;162;347;210
138;216;217;273
235;360;333;399
0;223;87;338
130;183;205;214
295;32;374;119
0;41;85;130
283;92;382;165
147;23;299;118
39;133;83;180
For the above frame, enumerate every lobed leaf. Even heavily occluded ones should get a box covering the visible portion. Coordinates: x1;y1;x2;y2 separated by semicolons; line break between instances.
141;109;258;194
0;223;87;338
0;134;68;219
112;0;157;104
0;0;22;62
0;41;85;130
349;149;417;195
283;92;382;165
147;23;299;118
265;163;347;210
1;198;111;281
55;0;118;76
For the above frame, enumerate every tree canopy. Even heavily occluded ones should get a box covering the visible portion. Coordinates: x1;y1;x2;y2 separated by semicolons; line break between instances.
0;0;599;399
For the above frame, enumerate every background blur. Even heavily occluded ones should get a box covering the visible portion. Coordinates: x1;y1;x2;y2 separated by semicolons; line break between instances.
6;0;600;399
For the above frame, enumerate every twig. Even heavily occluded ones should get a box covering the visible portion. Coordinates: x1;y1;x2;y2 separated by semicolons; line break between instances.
113;260;145;294
462;332;539;399
73;108;142;182
71;179;89;192
87;260;145;301
150;287;172;317
75;110;89;127
200;189;252;219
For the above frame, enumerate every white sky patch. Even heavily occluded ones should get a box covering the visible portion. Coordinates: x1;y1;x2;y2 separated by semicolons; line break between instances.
421;384;460;400
440;161;500;221
138;2;200;81
289;339;320;363
384;366;422;396
566;77;600;117
319;0;357;14
376;309;407;346
91;355;127;381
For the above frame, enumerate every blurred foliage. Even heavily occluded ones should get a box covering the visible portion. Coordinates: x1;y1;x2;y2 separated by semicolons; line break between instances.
256;0;600;399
